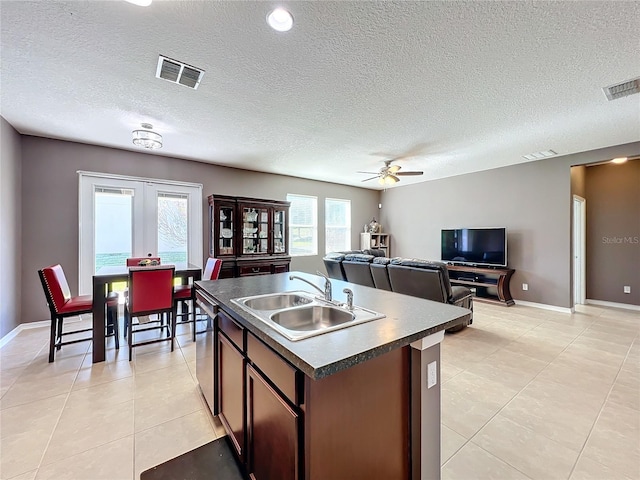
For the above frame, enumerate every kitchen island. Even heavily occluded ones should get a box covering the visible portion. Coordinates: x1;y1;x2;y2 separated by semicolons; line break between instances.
195;271;472;480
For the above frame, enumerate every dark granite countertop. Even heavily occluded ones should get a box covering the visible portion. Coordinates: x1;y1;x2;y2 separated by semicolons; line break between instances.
195;271;471;380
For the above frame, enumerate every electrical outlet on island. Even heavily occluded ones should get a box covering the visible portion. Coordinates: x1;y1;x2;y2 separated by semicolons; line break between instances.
624;286;631;294
522;283;529;291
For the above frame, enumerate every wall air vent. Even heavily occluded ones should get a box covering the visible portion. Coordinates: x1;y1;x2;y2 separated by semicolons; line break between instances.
603;77;640;101
156;55;204;90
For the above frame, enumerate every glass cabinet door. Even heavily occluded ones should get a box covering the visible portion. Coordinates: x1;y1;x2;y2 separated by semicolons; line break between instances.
218;204;235;256
242;205;268;254
273;208;286;254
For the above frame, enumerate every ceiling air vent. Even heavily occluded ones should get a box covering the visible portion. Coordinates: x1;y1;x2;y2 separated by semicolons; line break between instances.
602;77;640;101
156;55;204;90
523;150;557;161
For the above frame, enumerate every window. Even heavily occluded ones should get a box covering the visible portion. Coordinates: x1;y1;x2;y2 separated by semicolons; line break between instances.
287;194;317;256
325;198;351;253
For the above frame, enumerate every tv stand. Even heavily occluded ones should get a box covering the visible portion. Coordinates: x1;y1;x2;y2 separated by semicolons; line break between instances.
447;265;515;306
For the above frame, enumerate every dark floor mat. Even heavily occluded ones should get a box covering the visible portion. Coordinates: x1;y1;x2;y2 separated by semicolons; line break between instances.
140;437;244;480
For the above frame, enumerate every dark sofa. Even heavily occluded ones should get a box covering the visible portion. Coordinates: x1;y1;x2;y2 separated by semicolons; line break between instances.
323;252;473;332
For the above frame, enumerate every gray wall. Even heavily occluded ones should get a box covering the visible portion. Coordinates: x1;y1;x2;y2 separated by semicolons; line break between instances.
20;136;379;324
380;142;640;309
584;159;639;305
0;118;23;338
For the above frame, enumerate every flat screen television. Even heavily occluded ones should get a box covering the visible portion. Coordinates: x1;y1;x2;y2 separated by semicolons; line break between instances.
441;227;507;267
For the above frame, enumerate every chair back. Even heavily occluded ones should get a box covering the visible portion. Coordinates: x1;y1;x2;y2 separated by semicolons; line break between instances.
370;257;393;291
203;257;223;281
127;265;175;315
38;264;72;313
342;254;376;288
323;253;347;281
388;259;451;303
126;256;161;266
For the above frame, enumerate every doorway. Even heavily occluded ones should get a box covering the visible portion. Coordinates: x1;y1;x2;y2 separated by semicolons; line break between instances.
78;172;202;295
573;195;586;305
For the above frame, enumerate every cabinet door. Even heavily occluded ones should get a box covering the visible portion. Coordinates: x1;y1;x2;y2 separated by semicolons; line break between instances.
247;364;299;480
212;200;236;257
218;332;245;461
240;204;269;255
273;207;287;254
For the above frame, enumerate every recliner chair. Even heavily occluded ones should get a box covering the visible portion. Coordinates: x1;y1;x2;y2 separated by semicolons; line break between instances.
370;256;393;291
323;252;348;281
388;258;473;331
342;253;376;288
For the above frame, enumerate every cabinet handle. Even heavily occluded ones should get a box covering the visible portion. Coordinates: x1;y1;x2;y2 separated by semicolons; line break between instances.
252;267;260;273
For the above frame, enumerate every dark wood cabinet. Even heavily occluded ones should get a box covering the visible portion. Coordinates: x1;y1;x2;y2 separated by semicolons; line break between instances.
217;328;246;461
209;195;291;278
213;314;410;480
247;364;300;480
447;265;515;305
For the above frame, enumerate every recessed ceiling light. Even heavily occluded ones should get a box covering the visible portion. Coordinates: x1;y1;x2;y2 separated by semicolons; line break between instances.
611;157;628;164
267;8;294;32
125;0;152;6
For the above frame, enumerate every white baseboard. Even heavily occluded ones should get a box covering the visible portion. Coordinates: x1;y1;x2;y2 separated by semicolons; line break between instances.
585;299;640;312
0;320;49;349
514;300;573;314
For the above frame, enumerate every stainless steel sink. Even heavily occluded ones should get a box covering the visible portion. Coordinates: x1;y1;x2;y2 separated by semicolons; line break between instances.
231;290;385;341
241;292;313;310
270;305;354;331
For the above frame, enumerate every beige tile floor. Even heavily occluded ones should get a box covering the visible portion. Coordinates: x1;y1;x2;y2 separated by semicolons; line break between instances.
1;302;638;480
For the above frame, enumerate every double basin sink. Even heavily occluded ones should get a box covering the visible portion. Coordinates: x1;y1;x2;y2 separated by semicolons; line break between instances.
231;291;385;341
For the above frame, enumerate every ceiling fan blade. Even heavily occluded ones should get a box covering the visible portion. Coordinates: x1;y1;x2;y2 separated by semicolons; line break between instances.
361;176;380;182
396;171;424;176
357;171;380;175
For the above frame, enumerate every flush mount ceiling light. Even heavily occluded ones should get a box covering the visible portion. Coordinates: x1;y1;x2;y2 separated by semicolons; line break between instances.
267;8;294;32
611;157;628;164
132;125;162;149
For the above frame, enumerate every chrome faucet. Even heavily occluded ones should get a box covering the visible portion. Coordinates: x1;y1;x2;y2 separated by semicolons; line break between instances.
343;288;354;311
289;272;332;302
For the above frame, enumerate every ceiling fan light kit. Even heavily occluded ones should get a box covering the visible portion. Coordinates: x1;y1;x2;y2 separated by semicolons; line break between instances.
360;159;424;186
379;175;399;185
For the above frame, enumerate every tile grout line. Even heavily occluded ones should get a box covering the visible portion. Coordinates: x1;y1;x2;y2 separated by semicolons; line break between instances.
441;309;596;477
565;337;638;480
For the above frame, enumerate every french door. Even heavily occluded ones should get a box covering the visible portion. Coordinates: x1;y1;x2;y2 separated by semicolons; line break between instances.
79;172;202;295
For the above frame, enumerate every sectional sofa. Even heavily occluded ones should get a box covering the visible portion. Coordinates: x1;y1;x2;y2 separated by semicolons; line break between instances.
323;251;473;332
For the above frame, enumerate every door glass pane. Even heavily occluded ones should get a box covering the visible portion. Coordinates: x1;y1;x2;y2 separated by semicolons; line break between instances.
157;193;188;263
95;188;133;272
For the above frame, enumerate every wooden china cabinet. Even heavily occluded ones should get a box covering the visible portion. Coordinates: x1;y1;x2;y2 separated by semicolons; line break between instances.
208;195;291;279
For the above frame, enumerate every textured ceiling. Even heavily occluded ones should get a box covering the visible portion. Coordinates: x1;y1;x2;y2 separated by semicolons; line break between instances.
1;1;639;189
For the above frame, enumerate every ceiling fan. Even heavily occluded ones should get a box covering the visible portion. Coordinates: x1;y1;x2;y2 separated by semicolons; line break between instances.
358;159;424;185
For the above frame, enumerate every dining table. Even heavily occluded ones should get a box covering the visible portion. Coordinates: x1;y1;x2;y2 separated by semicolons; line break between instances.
91;262;202;363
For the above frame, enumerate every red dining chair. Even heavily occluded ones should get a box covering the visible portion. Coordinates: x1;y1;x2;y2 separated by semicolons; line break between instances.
38;264;119;362
124;265;176;361
122;256;161;333
174;257;222;342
